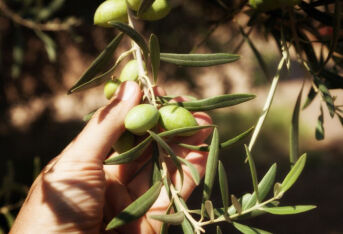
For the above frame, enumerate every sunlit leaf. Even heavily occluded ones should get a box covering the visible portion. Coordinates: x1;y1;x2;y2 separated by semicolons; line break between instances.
281;153;307;193
106;182;162;230
244;163;277;210
261;205;316;215
158;125;215;137
233;222;272;234
205;200;215;221
318;83;335;117
104;136;152;165
68;33;123;94
108;22;149;61
149;212;184;225
177;156;200;185
160;53;240;67
218;160;229;215
148;130;184;185
202;128;220;211
171;94;256;111
149;34;160;84
231;194;242;214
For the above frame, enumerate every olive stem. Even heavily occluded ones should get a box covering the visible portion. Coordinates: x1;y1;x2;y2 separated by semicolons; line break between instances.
127;8;157;107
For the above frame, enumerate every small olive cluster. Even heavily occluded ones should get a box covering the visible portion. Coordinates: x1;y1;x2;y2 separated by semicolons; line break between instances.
106;59;197;154
94;0;171;25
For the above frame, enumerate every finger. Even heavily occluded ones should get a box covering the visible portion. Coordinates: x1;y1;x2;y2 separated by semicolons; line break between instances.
60;81;142;164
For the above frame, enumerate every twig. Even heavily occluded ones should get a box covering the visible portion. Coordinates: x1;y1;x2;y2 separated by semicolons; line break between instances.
0;0;80;31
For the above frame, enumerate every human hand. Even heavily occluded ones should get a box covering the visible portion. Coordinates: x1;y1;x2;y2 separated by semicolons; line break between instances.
11;81;212;234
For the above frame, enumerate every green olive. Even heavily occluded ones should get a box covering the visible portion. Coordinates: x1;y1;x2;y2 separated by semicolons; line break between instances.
249;0;300;11
104;79;121;100
94;0;128;27
113;131;135;153
159;105;198;136
125;104;160;135
119;60;145;82
127;0;171;21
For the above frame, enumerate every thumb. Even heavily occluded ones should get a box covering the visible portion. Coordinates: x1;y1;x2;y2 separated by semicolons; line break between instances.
60;81;142;164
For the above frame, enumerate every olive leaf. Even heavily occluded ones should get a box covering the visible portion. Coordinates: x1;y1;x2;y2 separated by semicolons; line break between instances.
108;22;149;61
158;125;215;137
160;53;240;67
106;181;162;230
177;156;200;185
231;194;242;214
243;163;277;210
290;84;303;165
315;104;325;140
202;128;220;213
233;222;272;234
147;130;184;186
174;197;194;233
149;34;160;84
205;200;215;221
171;94;256;111
302;86;317;109
218;160;229;216
149;211;184;225
217;226;223;234
318;83;335;118
104;136;152;165
280;153;307;194
68;33;123;94
178;126;254;151
83;109;98;122
151;142;162;185
260;205;316;215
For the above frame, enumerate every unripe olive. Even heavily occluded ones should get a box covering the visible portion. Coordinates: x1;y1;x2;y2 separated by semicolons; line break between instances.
125;104;160;135
249;0;300;11
119;60;144;82
159;105;198;136
94;0;128;27
113;131;135;153
127;0;171;21
104;79;121;100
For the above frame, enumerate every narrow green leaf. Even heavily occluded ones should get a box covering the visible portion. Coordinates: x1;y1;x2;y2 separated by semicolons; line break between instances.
281;153;307;193
244;145;260;203
218;161;229;215
160;201;173;234
68;33;123;94
244;163;277;210
3;211;14;228
108;22;149;61
171;94;256;111
177;156;200;185
106;181;162;230
205;200;215;221
202;128;220;204
178;126;254;151
83;109;98;122
318;83;335;117
290;85;303;166
149;34;160;84
217;226;223;234
160;53;240;67
151;142;162;185
147;131;184;185
220;126;254;149
233;222;272;234
158;125;215;137
138;0;155;16
149;211;184;225
241;193;252;211
315;104;325;140
231;195;242;214
11;27;24;79
261;205;316;215
104;136;152;165
239;26;270;80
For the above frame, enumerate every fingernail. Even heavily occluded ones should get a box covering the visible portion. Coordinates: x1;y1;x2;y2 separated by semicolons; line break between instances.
117;81;137;101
